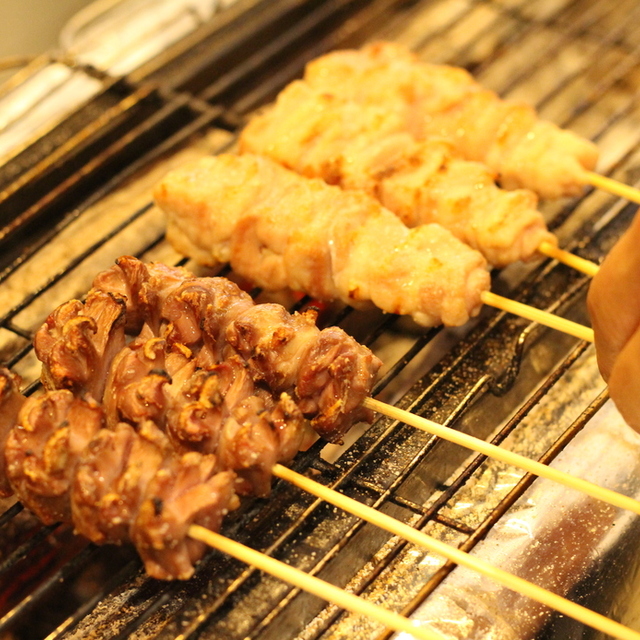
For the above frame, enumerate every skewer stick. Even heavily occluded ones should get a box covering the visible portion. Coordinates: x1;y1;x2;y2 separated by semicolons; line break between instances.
537;241;600;277
480;290;594;342
362;397;640;516
188;524;443;640
582;170;640;206
273;464;640;640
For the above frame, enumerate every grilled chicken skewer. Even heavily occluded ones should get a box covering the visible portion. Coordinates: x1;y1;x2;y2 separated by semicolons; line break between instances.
1;256;381;579
302;41;640;216
0;258;634;639
302;41;599;201
3;373;637;640
154;153;593;340
240;80;555;268
156;153;489;327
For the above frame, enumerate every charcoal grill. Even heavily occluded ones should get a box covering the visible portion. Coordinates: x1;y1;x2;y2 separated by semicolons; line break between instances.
1;0;640;638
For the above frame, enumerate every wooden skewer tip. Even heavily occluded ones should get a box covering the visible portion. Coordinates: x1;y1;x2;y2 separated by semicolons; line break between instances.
480;290;594;342
361;397;640;517
185;392;640;640
582;170;640;206
537;241;600;277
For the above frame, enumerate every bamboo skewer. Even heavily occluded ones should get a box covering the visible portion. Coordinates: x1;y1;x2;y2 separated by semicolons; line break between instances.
272;464;640;640
537;241;600;276
188;524;443;640
582;170;640;206
480;291;595;342
188;384;640;640
362;397;640;516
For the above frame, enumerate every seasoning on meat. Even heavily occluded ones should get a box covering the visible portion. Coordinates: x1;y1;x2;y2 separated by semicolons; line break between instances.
91;256;380;444
74;420;239;580
153;153;491;327
0;255;383;580
303;41;598;199
34;290;126;399
6;390;105;524
240;80;556;266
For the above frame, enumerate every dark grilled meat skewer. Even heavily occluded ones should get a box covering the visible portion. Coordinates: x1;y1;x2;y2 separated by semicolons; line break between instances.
0;257;382;579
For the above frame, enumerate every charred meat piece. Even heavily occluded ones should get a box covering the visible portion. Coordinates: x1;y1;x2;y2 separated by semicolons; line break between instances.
296;326;380;442
132;451;238;580
92;255;191;334
5;391;104;524
216;391;313;497
90;256;381;445
72;421;172;546
101;335;313;497
226;304;380;442
163;355;313;496
73;420;239;580
159;277;254;358
164;356;254;453
93;256;256;362
226;305;320;391
0;369;26;497
102;331;171;428
217;395;280;497
34;290;126;400
6;256;382;579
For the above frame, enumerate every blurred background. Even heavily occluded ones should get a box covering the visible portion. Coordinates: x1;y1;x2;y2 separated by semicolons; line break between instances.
1;0;93;59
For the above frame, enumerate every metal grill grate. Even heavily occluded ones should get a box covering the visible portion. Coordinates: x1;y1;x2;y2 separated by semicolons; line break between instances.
0;0;639;638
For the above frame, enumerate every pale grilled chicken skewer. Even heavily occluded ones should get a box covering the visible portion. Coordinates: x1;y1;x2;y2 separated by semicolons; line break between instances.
155;153;491;328
240;80;555;267
302;41;598;200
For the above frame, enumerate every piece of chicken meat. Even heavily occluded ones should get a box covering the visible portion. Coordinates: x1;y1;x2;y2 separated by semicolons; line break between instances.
303;41;598;200
240;80;555;267
0;369;26;497
5;390;104;524
73;420;239;580
154;154;491;328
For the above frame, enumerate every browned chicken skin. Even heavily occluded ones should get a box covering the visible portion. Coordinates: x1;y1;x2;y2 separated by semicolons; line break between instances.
73;420;239;580
6;391;105;525
0;370;27;497
0;257;381;579
34;290;126;399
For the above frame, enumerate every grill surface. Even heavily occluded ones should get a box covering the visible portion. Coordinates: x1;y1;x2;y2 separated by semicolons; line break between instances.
1;0;640;638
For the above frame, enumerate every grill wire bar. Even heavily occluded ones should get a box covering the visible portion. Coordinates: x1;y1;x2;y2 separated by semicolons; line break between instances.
0;0;639;638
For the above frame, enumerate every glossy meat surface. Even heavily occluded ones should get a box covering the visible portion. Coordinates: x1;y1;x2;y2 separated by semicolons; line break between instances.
154;153;491;327
1;257;382;578
240;80;555;266
6;391;104;524
0;369;26;497
303;41;598;199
